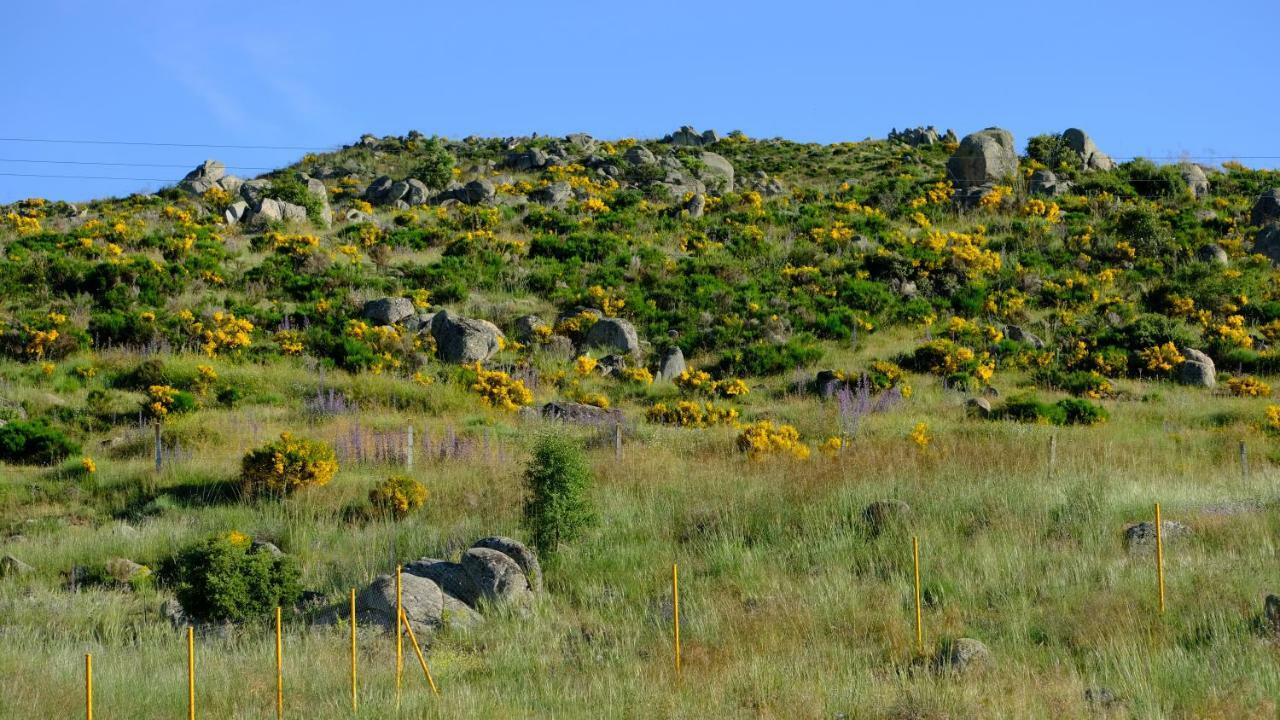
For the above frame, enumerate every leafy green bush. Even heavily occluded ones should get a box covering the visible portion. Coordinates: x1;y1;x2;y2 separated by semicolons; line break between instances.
1025;134;1082;172
1058;397;1109;425
409;136;455;189
0;420;80;465
169;533;301;623
240;433;338;497
716;335;823;376
265;172;326;223
993;394;1107;426
523;435;595;556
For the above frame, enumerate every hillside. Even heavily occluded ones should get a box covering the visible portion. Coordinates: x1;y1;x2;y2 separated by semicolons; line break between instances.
3;124;1280;718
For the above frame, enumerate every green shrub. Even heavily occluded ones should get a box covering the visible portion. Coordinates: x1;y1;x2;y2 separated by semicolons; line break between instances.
169;533;301;623
368;475;428;520
993;394;1107;426
1025;134;1082;172
716;335;823;376
240;433;338;497
522;435;595;556
0;420;80;465
1058;397;1109;425
409;136;455;190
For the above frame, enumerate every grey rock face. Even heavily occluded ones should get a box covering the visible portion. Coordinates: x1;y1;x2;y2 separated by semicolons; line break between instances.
1062;128;1116;171
1197;244;1228;265
541;401;623;425
1179;163;1210;198
888;126;941;147
455;179;496;205
404;559;480;607
1177;347;1216;388
1253;189;1280;227
684;193;706;218
1006;325;1045;349
1028;169;1070;196
935;638;991;672
505;148;551;172
1124;519;1192;552
471;536;543;593
663;125;720;146
513;314;549;341
462;547;533;606
224;201;249;225
946;128;1018;189
1255;226;1280;264
656;346;686;381
430;311;504;364
250;198;308;225
583;317;640;356
179;160;226;194
529;181;572;206
623;146;656;166
862;500;912;535
354;573;444;635
362;297;415;325
697;152;735;193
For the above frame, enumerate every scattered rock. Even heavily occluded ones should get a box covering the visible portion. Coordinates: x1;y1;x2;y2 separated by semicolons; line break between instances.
178;160;226;194
404;558;480;607
1196;243;1228;265
1177;347;1216;388
1124;519;1192;552
505;148;552;172
251;197;308;225
656;346;687;381
541;401;623;425
430;311;505;364
862;500;912;535
1006;325;1045;349
583;317;641;356
0;554;33;577
1029;169;1070;196
529;181;572;206
1251;189;1280;226
946;128;1018;189
454;178;496;206
683;193;705;218
623;146;656;166
966;397;992;419
934;638;991;672
362;297;415;325
888;126;941;147
1179;163;1210;198
223;201;249;225
513;314;549;342
353;572;444;635
662;126;720;146
1062;128;1116;171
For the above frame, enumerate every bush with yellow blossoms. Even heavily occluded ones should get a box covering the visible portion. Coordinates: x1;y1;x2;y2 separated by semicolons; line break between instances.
240;433;338;497
1226;375;1271;398
368;475;428;520
645;401;739;428
736;420;810;460
464;362;533;411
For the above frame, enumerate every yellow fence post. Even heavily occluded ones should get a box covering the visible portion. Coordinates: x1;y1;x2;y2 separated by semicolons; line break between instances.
187;626;196;720
672;563;681;676
350;588;358;714
85;653;93;720
912;536;924;655
1155;503;1166;614
395;565;403;706
275;606;284;720
400;608;440;696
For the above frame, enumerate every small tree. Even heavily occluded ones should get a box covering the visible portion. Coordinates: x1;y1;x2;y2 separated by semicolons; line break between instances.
170;532;301;623
522;434;595;556
411;137;456;190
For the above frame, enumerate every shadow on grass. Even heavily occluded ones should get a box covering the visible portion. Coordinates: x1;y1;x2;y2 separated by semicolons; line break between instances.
116;476;244;521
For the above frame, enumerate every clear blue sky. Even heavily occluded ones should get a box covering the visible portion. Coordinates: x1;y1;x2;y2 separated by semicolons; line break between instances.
2;0;1276;203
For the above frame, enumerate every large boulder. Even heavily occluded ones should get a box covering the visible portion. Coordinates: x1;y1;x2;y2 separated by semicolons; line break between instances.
1252;189;1280;227
471;537;543;593
1254;226;1280;264
362;297;415;325
404;179;431;206
404;559;481;607
1028;169;1069;197
250;198;308;225
1177;347;1216;388
352;572;444;635
583;317;641;356
455;179;496;205
513;314;549;342
430;311;504;364
623;146;657;166
888;126;941;147
1179;163;1210;198
223;201;249;226
656;346;686;381
529;181;572;206
505;148;551;172
946;128;1018;189
1;554;33;577
1062;128;1116;171
697;152;734;193
1197;244;1229;266
541;401;623;425
662;126;720;146
179;160;227;194
461;547;533;606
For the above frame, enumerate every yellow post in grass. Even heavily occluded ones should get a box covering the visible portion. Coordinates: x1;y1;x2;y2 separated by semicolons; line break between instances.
186;626;196;720
400;608;440;695
395;566;403;705
912;536;924;655
275;606;284;720
1155;503;1166;614
672;563;681;676
84;653;92;720
349;588;358;714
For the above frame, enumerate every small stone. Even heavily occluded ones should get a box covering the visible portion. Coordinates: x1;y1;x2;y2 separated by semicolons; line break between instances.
862;500;912;535
934;637;991;672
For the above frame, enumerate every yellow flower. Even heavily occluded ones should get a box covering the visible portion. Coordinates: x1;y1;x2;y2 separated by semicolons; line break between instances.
574;355;598;376
909;422;930;449
80;457;97;474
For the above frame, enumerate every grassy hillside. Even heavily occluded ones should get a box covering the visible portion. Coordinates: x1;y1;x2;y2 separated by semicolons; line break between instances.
3;126;1280;718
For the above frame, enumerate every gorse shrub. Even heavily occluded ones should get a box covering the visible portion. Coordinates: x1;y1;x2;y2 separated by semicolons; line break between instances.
0;419;80;465
368;475;428;520
522;434;595;556
170;532;301;623
993;394;1108;426
240;433;338;497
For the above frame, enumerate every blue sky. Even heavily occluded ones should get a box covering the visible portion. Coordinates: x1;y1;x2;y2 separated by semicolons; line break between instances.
2;0;1276;203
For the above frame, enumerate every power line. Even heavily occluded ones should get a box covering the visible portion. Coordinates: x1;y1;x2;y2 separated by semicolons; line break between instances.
0;137;331;151
0;158;273;171
0;172;173;182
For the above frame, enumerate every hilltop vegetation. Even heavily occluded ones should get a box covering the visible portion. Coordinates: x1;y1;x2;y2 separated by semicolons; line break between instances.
4;124;1280;717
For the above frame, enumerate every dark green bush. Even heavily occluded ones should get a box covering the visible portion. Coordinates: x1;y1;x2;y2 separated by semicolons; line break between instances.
409;136;455;189
0;420;80;465
169;533;301;623
993;394;1107;426
523;435;595;556
716;335;823;376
